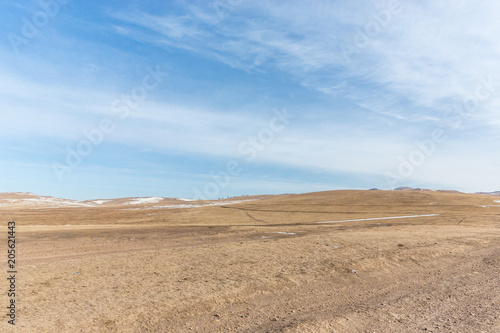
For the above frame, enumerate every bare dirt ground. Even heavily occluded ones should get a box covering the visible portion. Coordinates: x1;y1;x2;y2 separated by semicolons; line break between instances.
0;190;499;332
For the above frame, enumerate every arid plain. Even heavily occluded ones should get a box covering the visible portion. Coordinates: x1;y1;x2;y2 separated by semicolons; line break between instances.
1;190;499;332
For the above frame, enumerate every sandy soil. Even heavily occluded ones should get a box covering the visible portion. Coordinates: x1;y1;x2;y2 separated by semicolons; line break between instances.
0;190;499;332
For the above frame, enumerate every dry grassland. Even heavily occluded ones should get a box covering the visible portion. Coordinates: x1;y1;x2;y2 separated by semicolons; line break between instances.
0;190;499;332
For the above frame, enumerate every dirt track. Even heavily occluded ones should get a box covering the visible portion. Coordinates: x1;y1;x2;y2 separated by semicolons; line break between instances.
1;190;499;332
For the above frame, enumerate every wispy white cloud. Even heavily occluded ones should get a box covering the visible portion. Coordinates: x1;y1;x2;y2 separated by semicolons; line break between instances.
111;1;500;128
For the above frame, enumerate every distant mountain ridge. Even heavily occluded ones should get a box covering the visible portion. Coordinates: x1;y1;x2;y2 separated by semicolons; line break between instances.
392;187;461;193
2;188;499;209
0;192;266;210
475;191;500;196
390;186;500;196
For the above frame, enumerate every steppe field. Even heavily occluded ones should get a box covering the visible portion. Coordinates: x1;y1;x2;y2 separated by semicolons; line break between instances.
1;190;499;333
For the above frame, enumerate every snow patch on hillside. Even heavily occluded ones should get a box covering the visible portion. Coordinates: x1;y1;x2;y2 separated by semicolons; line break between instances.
92;200;111;205
126;197;164;205
317;214;439;224
0;197;95;208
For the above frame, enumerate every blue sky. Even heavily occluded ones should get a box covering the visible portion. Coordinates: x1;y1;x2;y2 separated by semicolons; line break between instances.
1;0;500;200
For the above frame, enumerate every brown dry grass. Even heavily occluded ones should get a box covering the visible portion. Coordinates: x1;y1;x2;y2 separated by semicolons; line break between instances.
0;190;499;332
